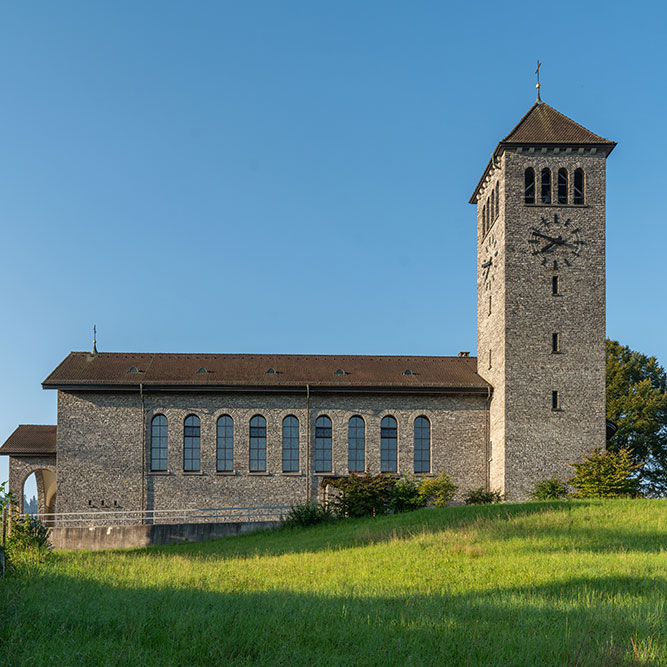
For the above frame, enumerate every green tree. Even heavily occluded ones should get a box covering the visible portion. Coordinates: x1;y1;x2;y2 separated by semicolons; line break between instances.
569;446;642;498
606;339;667;496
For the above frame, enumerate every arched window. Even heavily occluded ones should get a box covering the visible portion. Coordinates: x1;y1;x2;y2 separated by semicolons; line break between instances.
216;415;233;472
282;415;299;473
495;181;500;218
348;416;365;472
482;203;487;235
490;190;495;224
414;416;430;473
573;168;585;205
249;415;267;472
524;168;535;204
541;168;551;204
381;416;398;473
315;416;332;473
183;415;200;472
150;415;168;472
558;168;568;205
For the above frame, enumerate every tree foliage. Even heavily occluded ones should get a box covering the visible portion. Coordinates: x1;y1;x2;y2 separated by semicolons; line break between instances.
531;477;568;500
606;339;667;496
569;446;642;498
417;473;457;507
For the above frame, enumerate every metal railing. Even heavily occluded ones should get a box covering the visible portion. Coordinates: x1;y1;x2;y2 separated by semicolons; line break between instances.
34;505;293;527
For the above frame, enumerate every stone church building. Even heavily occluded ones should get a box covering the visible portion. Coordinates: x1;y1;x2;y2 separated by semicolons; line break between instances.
2;97;616;520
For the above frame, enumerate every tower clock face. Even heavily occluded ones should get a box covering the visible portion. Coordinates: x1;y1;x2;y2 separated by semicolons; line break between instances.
529;213;584;266
481;234;498;290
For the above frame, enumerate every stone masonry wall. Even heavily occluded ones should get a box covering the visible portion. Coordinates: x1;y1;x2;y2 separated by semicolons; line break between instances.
56;389;487;521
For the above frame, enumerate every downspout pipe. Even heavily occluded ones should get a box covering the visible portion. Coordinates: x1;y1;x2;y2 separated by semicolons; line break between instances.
305;384;311;503
485;385;491;491
140;383;145;524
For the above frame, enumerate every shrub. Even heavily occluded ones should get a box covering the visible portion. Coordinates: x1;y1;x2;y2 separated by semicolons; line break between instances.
464;487;503;505
285;503;334;528
389;476;427;513
6;514;52;565
326;474;397;518
569;446;643;498
418;473;457;507
531;477;569;500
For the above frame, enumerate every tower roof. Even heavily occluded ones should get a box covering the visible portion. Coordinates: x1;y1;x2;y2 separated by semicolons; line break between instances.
500;102;615;146
470;100;616;203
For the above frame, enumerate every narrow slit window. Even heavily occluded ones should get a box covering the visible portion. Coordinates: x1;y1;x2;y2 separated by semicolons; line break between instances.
490;190;495;224
488;295;492;315
552;333;560;353
489;348;492;369
541;168;551;204
495;181;500;218
558;168;568;204
525;168;535;204
552;275;559;295
552;391;560;410
573;168;585;204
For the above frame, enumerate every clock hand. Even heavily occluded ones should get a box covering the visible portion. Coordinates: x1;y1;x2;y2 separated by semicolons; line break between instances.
540;241;557;253
481;260;492;268
532;231;559;242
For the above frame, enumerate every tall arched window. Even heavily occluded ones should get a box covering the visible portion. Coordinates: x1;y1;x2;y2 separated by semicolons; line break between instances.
414;416;430;473
482;203;487;235
348;416;365;472
495;181;500;218
183;415;200;472
381;416;398;473
541;168;551;204
315;416;332;473
249;415;267;472
524;168;535;204
558;168;568;204
150;415;168;472
216;415;233;472
282;415;299;473
573;168;585;204
490;190;495;224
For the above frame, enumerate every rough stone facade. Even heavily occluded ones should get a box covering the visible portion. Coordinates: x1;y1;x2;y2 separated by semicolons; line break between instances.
476;149;608;500
55;389;486;518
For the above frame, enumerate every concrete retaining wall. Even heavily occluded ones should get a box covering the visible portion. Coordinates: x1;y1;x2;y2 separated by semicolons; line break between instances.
49;520;281;551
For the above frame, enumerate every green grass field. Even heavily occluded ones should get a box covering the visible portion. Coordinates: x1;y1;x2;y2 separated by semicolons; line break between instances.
2;499;665;665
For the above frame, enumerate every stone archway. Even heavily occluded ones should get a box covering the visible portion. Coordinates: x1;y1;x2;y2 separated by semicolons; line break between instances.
8;456;57;520
21;469;57;517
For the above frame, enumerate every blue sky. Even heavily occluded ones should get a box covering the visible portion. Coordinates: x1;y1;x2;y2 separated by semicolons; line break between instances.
3;1;667;495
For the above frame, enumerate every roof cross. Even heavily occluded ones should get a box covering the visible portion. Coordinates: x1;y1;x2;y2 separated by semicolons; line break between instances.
536;60;542;102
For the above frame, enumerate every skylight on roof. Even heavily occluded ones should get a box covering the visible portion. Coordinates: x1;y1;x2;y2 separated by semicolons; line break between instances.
403;369;414;376
196;368;209;374
334;369;346;375
266;368;277;375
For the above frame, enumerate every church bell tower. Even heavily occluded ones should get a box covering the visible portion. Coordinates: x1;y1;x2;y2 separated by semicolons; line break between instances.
471;93;616;500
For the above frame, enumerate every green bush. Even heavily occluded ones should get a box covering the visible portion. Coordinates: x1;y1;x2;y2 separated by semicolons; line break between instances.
285;503;335;528
389;476;427;513
418;473;457;507
6;514;52;565
569;446;643;498
326;474;397;518
531;477;569;500
464;487;503;505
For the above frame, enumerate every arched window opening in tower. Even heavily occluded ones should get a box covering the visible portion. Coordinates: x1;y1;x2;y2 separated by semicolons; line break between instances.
541;168;551;204
524;168;535;204
495;181;500;218
183;415;201;472
150;415;168;472
574;168;585;205
490;190;495;224
558;168;568;204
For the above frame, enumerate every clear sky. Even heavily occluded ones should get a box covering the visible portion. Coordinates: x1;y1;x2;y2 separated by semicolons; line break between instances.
3;1;667;496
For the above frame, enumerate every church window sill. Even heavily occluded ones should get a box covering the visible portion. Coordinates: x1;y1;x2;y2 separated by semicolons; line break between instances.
215;470;236;476
182;471;204;476
248;471;271;476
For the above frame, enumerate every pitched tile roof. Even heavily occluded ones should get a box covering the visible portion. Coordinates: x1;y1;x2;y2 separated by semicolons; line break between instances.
42;352;489;392
0;425;57;456
500;102;616;146
470;100;616;203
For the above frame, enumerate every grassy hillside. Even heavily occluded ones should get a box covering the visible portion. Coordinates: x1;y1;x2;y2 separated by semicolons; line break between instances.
2;499;665;665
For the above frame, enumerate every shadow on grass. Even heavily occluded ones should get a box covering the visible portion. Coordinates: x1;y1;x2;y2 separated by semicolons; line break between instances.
2;568;665;666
